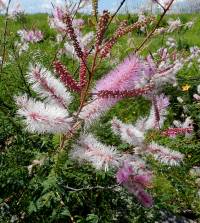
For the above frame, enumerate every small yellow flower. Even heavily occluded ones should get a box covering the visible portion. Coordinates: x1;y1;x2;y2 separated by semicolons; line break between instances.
182;84;191;92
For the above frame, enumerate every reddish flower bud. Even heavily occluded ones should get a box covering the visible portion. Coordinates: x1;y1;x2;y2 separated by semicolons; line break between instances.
53;60;81;92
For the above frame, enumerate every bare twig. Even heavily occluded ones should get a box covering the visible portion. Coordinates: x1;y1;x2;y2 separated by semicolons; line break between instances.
72;0;82;20
63;185;119;192
106;0;126;29
154;0;165;10
135;0;175;53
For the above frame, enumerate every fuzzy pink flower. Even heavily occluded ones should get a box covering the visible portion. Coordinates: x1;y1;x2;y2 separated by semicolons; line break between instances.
54;6;64;21
140;52;183;89
139;142;184;166
94;55;141;92
162;127;193;138
167;18;182;33
116;161;152;187
17;29;43;43
115;157;153;207
133;174;152;187
73;19;84;27
49;6;66;32
70;134;122;171
15;94;73;133
163;117;194;138
123;177;153;208
134;187;153;208
111;117;145;146
79;55;143;125
116;162;133;184
49;6;85;33
27;64;72;108
143;94;169;130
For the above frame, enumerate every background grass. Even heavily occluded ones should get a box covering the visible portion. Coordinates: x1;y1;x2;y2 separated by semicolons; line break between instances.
0;13;200;222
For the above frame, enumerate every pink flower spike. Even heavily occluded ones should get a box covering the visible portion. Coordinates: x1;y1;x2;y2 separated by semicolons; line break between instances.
125;182;153;208
111;117;145;146
133;174;152;187
156;94;170;110
116;162;133;184
79;51;88;88
146;142;184;166
15;94;73;133
94;54;141;93
27;64;72;108
79;55;143;125
70;134;122;171
162;127;193;138
95;84;154;99
136;189;154;208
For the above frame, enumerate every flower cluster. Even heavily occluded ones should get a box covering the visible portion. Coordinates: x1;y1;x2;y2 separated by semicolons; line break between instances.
17;29;44;43
154;18;194;36
116;160;153;207
27;64;72;108
49;6;94;60
79;55;144;125
111;95;183;166
14;0;196;208
99;16;155;58
15;94;73;133
162;117;193;138
167;18;182;32
70;134;121;171
14;29;43;56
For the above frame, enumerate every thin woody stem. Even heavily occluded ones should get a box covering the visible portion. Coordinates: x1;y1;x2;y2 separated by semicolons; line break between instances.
0;0;12;78
78;50;98;113
106;0;126;29
63;185;119;192
72;0;82;20
135;0;175;53
154;0;165;10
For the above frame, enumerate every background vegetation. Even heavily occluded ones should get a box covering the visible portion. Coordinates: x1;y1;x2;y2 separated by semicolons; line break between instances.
0;13;200;222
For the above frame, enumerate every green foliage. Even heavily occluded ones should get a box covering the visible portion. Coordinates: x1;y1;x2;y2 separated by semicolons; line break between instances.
1;13;200;222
